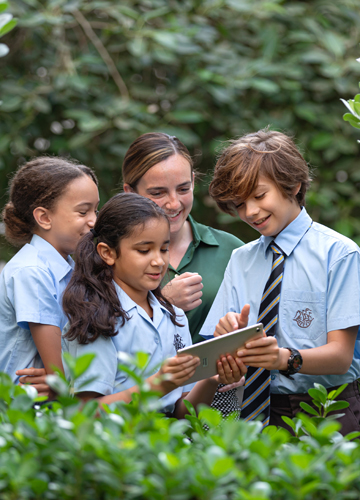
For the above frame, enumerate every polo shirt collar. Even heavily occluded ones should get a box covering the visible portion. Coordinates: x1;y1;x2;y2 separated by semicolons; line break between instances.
114;282;169;325
30;234;74;281
188;214;219;248
262;207;313;257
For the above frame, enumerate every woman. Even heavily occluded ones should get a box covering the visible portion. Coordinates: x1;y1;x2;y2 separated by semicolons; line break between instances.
122;132;244;417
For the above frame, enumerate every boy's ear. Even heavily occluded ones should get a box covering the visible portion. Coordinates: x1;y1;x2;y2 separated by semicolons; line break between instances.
293;182;301;197
33;207;52;231
97;242;117;266
123;183;134;193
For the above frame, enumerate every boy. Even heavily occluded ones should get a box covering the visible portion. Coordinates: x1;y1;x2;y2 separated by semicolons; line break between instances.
200;129;360;434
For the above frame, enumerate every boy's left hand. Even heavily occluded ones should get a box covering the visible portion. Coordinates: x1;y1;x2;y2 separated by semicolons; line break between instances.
236;333;287;371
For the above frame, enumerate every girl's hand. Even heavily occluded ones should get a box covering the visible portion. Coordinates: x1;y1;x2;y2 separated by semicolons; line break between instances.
213;354;248;386
236;334;288;371
16;367;53;398
158;355;200;390
214;304;250;337
162;273;203;312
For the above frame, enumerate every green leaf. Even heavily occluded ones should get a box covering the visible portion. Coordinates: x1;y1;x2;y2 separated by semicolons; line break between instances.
343;113;360;129
325;400;349;412
308;387;327;405
183;398;196;416
74;353;96;378
0;2;9;13
299;402;319;416
281;415;296;430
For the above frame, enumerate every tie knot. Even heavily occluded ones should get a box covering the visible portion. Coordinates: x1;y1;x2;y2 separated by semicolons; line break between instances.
270;242;284;256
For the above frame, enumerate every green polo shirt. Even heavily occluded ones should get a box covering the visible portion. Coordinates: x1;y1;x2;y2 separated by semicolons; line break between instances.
162;215;244;344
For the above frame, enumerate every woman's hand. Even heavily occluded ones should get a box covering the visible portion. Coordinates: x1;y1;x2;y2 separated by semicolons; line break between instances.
214;304;250;337
236;334;289;371
162;272;203;311
16;367;54;398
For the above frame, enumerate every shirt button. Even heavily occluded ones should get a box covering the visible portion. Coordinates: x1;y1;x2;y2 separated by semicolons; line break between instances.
271;374;276;380
154;337;159;344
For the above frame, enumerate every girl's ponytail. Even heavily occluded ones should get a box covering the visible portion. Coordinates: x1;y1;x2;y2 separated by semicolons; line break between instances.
62;231;128;345
2;201;34;246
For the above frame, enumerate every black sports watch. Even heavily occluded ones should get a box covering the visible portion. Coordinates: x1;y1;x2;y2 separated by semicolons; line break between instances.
279;347;303;379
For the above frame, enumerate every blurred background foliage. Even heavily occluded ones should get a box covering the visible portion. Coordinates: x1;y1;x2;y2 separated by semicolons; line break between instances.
1;0;360;261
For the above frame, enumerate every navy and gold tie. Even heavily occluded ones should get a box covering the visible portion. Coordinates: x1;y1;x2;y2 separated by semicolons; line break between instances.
240;242;285;427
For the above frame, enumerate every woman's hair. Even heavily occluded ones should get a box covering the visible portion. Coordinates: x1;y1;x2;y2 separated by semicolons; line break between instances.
209;129;312;215
63;192;182;345
122;132;193;189
2;156;98;247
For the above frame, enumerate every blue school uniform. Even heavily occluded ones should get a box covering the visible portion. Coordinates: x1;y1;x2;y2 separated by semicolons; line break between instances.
62;283;194;412
200;207;360;394
0;234;74;383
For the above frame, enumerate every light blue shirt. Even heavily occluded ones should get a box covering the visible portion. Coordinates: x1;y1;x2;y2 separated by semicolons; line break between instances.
200;208;360;394
0;234;74;383
62;283;194;412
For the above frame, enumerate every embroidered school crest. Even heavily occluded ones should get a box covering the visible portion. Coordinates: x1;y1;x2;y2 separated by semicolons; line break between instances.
173;333;186;351
293;308;314;328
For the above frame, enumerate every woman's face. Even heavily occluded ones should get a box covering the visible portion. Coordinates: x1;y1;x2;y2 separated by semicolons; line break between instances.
129;155;194;238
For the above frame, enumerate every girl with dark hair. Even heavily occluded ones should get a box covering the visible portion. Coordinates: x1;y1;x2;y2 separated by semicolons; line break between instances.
0;157;99;393
62;193;247;415
122;132;245;417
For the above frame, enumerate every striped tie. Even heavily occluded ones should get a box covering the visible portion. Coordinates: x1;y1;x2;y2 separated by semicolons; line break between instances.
240;242;285;428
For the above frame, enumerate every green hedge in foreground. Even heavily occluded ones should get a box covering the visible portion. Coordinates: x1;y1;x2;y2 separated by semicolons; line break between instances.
0;354;360;500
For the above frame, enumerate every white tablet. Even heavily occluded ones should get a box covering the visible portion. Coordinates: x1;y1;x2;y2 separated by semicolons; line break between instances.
177;323;263;384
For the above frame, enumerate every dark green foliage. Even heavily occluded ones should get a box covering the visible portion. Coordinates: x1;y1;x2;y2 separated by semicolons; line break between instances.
1;0;360;260
1;355;360;499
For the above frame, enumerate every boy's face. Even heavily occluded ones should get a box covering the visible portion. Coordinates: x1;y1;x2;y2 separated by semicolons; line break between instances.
234;175;301;238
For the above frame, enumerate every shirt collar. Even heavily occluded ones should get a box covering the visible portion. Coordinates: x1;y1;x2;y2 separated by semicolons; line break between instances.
30;234;74;281
188;214;219;248
113;281;169;316
261;207;313;257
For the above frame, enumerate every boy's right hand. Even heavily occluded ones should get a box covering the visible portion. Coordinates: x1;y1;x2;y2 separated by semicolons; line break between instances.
214;304;250;337
162;272;203;312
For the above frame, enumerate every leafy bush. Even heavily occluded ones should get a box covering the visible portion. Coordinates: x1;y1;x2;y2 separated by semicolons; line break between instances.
1;354;360;499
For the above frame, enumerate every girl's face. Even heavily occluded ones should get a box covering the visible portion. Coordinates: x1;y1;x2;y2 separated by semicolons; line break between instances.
112;218;170;301
126;155;194;239
43;175;100;258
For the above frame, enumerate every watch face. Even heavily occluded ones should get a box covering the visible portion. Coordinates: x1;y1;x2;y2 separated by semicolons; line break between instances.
292;354;302;371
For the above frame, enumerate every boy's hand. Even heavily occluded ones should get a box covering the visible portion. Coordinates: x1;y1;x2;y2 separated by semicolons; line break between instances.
236;333;288;371
214;304;250;337
16;367;53;398
162;272;203;312
214;354;247;385
159;355;200;389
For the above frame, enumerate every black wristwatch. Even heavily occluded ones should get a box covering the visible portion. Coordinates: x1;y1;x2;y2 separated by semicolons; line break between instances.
279;347;303;379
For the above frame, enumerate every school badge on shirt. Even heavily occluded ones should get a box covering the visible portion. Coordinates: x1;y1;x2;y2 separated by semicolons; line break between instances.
173;333;186;351
293;308;314;328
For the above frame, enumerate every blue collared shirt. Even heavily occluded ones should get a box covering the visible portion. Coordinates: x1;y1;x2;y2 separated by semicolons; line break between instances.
200;208;360;394
0;234;74;383
62;283;194;411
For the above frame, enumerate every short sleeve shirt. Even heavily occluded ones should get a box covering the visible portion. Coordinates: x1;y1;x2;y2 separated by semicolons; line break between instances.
199;208;360;394
162;215;243;344
0;234;74;383
62;284;194;412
